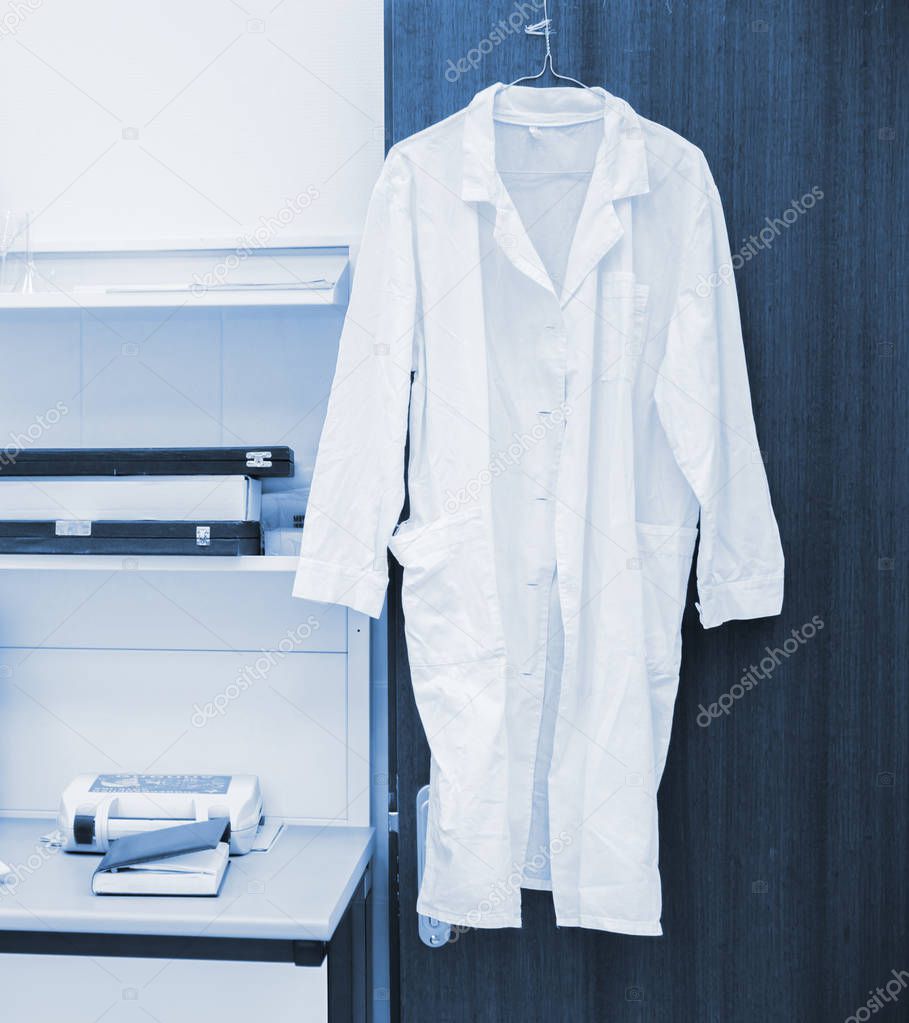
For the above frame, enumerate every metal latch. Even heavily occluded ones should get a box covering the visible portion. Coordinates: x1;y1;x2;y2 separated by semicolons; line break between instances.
56;520;92;536
195;526;211;547
416;785;451;949
245;450;272;469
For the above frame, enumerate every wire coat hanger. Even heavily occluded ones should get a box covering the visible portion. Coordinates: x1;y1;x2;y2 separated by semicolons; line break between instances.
507;0;592;90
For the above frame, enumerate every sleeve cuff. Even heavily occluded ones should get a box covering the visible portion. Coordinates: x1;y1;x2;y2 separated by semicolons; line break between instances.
292;556;388;618
696;575;784;629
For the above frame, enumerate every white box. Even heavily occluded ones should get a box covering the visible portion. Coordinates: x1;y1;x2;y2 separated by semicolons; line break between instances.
0;476;261;521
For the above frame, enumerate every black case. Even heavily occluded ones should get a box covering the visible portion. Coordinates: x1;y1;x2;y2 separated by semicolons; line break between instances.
0;521;261;556
0;447;293;478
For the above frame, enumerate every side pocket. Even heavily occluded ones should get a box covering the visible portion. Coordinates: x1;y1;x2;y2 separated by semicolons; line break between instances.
390;508;505;668
636;522;697;677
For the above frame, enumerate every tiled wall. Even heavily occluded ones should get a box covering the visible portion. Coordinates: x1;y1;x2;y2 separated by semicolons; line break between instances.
0;305;343;469
0;303;364;821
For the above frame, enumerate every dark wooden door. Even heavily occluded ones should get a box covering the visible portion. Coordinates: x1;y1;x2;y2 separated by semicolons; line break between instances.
385;2;908;1020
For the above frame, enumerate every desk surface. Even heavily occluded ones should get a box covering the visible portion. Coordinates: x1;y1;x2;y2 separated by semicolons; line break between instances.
0;817;372;943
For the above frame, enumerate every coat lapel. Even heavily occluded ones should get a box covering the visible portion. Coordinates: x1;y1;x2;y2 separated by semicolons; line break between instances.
559;99;650;306
460;84;555;297
460;84;650;303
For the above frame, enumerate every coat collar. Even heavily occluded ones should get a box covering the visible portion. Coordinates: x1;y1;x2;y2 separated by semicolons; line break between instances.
460;83;650;305
460;83;650;205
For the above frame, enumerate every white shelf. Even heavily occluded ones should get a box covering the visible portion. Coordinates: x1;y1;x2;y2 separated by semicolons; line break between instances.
0;817;373;942
15;235;357;253
0;288;346;311
0;246;349;310
0;554;298;572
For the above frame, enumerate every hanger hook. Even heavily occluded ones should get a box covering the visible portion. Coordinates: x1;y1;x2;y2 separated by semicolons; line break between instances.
510;0;591;90
525;0;554;64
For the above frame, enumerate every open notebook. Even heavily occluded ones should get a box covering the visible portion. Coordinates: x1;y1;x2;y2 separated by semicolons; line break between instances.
92;817;230;896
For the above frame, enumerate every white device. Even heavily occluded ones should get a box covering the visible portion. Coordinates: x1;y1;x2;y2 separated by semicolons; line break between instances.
58;773;263;856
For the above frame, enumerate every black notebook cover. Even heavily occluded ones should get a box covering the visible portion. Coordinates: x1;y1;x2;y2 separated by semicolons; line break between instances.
94;817;229;874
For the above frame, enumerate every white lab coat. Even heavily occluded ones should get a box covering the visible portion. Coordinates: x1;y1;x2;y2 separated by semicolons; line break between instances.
294;84;784;935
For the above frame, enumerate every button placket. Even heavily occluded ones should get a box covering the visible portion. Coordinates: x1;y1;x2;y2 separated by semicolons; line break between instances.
524;312;563;676
543;318;569;411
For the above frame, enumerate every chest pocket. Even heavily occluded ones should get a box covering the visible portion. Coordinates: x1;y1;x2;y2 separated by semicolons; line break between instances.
596;272;651;384
389;507;506;669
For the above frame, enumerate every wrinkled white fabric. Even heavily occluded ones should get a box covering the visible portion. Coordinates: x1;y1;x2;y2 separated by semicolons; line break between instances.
294;84;784;934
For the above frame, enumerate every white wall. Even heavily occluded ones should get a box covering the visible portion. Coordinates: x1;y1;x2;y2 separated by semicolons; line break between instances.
0;0;384;247
0;2;387;1020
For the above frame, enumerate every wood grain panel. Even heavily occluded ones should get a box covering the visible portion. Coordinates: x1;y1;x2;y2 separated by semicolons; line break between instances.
387;1;908;1020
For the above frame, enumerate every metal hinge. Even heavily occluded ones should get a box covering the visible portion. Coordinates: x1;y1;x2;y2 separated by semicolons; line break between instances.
245;450;272;469
416;785;451;949
195;525;211;547
387;779;399;833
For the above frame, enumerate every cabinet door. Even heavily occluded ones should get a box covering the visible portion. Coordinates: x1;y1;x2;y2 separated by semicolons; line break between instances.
0;956;328;1023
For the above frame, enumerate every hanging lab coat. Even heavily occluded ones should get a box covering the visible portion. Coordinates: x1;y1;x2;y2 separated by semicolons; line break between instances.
294;84;784;935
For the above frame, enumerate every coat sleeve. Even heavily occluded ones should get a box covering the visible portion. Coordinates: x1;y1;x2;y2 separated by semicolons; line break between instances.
654;153;784;629
292;148;416;617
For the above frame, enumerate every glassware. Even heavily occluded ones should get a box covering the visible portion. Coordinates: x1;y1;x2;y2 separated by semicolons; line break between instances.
20;211;37;294
0;210;26;292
